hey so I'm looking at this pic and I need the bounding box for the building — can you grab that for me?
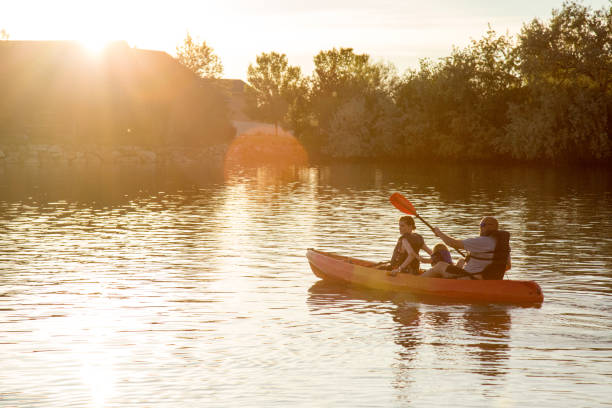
[0,41,235,146]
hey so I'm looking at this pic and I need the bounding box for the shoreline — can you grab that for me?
[1,141,610,171]
[0,143,229,169]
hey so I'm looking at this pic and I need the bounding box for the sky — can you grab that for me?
[1,0,610,79]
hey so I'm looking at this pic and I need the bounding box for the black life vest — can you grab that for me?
[390,233,424,273]
[467,230,510,280]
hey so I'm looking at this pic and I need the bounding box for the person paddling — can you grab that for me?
[388,216,433,276]
[421,216,511,280]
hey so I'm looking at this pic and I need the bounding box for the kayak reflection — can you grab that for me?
[307,280,513,387]
[462,307,512,379]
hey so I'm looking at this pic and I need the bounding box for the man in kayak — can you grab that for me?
[420,216,511,280]
[387,216,433,276]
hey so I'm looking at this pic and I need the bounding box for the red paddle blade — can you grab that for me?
[390,193,417,215]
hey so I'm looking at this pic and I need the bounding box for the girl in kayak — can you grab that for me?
[388,216,433,276]
[421,243,453,267]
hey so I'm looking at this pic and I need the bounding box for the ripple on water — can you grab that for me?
[1,163,611,407]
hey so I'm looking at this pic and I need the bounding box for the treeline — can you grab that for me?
[245,2,611,164]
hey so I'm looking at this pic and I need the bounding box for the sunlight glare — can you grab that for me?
[79,37,112,55]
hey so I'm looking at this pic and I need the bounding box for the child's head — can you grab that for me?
[433,243,448,254]
[431,243,453,265]
[399,216,415,233]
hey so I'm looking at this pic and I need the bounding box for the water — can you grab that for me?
[0,163,611,407]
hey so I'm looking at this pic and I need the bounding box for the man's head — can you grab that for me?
[479,216,498,236]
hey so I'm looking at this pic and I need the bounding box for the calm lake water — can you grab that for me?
[1,162,611,407]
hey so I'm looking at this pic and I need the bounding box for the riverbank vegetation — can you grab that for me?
[245,2,611,165]
[1,2,609,167]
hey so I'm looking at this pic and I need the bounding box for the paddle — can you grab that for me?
[389,192,466,258]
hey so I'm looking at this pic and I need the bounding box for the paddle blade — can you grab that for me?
[389,193,417,215]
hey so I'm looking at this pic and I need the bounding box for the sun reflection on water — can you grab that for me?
[1,163,611,407]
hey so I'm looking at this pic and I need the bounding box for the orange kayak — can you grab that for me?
[307,249,544,304]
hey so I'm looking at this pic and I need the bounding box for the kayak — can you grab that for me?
[306,248,544,304]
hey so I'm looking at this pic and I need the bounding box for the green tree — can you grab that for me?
[305,47,398,157]
[176,33,223,79]
[502,1,612,162]
[395,28,519,160]
[324,92,400,158]
[245,51,305,136]
[309,48,394,126]
[517,1,610,94]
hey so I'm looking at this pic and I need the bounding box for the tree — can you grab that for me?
[305,47,398,155]
[310,48,394,125]
[502,1,612,162]
[176,33,223,79]
[393,28,520,160]
[0,29,8,40]
[324,92,400,158]
[245,51,305,136]
[516,1,611,94]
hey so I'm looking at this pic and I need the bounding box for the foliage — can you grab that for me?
[283,1,611,164]
[324,93,400,158]
[395,28,520,159]
[176,33,223,79]
[0,29,8,40]
[502,1,612,162]
[516,1,610,93]
[245,52,305,135]
[502,85,609,160]
[301,47,399,157]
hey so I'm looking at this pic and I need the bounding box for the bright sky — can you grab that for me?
[2,0,610,79]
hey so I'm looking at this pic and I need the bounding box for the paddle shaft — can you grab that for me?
[390,192,467,258]
[415,213,467,258]
[415,214,434,232]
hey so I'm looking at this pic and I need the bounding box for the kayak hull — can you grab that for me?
[307,248,544,304]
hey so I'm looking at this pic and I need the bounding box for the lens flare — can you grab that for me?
[224,128,309,175]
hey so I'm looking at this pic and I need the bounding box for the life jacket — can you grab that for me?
[390,233,424,273]
[466,230,510,280]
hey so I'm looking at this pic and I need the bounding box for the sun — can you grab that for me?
[79,36,113,55]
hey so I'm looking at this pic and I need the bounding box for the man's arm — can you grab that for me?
[433,227,464,250]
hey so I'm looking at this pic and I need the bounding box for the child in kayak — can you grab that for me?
[421,243,453,266]
[419,243,465,270]
[387,216,433,276]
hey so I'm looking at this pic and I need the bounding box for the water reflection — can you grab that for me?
[1,161,611,407]
[307,281,512,383]
[307,279,516,405]
[463,307,511,380]
[0,164,225,205]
